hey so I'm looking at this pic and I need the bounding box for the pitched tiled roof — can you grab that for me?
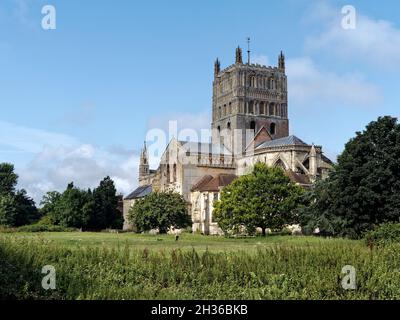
[192,174,237,192]
[255,135,308,150]
[285,170,311,185]
[124,185,152,200]
[190,175,213,192]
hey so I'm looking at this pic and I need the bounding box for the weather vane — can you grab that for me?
[246,37,251,64]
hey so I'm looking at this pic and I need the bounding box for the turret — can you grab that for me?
[139,141,149,180]
[214,58,220,77]
[278,50,285,71]
[235,46,243,64]
[309,144,317,178]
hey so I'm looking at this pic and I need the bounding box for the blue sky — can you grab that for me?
[1,0,399,203]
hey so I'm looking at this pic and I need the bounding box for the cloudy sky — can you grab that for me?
[0,0,399,203]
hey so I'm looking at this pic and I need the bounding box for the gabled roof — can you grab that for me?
[255,135,309,150]
[190,175,213,192]
[125,185,152,200]
[246,126,273,151]
[285,170,311,185]
[191,174,237,192]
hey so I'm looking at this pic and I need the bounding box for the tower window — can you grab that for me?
[270,123,276,135]
[217,126,221,133]
[173,163,177,182]
[269,103,274,116]
[248,101,254,114]
[250,121,256,133]
[227,122,231,130]
[259,102,264,115]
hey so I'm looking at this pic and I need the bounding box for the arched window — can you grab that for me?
[276,104,281,117]
[250,76,256,87]
[275,159,286,169]
[250,121,256,133]
[166,165,170,183]
[218,106,222,118]
[248,101,254,114]
[173,164,177,182]
[270,123,276,135]
[269,103,274,116]
[259,102,264,115]
[227,122,231,130]
[217,126,221,133]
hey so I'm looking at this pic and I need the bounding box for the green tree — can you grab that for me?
[0,194,18,227]
[0,163,39,227]
[53,183,91,228]
[90,176,122,230]
[301,116,400,238]
[0,163,18,195]
[214,163,304,236]
[40,191,62,220]
[0,190,39,227]
[128,191,191,234]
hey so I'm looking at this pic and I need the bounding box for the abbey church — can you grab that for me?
[123,46,333,234]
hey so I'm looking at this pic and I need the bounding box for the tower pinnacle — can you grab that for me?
[235,46,243,64]
[214,58,221,76]
[278,50,285,70]
[139,141,149,179]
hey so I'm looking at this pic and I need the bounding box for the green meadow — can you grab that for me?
[1,232,399,300]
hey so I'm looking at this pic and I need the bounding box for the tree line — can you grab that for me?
[0,166,122,230]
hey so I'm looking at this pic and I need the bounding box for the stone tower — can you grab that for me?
[139,141,149,180]
[211,47,289,154]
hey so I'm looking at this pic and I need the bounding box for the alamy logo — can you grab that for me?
[41,5,56,30]
[341,5,356,30]
[41,265,56,290]
[341,265,356,290]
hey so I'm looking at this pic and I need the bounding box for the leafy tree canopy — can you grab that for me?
[301,116,400,238]
[0,163,18,195]
[0,163,39,227]
[128,191,191,234]
[214,163,304,236]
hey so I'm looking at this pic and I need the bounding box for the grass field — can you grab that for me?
[0,231,359,251]
[1,232,399,300]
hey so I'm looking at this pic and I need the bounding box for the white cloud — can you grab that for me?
[18,144,139,204]
[0,121,139,203]
[286,57,382,107]
[305,3,400,69]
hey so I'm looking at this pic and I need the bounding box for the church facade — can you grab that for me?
[123,47,333,234]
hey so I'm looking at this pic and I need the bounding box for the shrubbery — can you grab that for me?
[17,224,76,233]
[364,223,400,246]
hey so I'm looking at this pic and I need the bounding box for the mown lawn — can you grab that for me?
[1,232,399,300]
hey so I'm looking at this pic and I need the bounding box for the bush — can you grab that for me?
[17,224,76,233]
[364,223,400,246]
